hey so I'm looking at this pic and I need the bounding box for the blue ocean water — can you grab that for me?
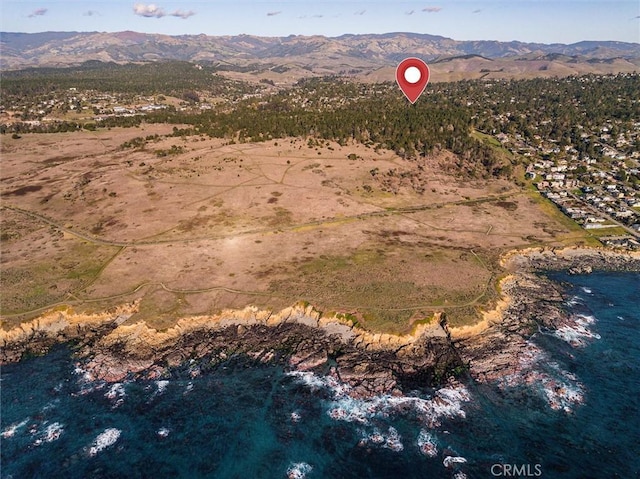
[2,272,639,479]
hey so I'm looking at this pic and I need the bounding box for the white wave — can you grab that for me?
[542,362,585,412]
[105,383,125,399]
[499,342,585,412]
[88,428,121,456]
[2,419,28,439]
[581,287,592,294]
[188,363,201,379]
[287,462,313,479]
[287,371,349,396]
[554,314,600,347]
[104,383,126,408]
[327,398,370,425]
[74,364,94,382]
[290,411,301,423]
[542,380,584,412]
[73,363,105,396]
[41,399,59,413]
[288,370,471,428]
[576,314,596,324]
[43,422,64,442]
[184,382,194,395]
[156,380,170,394]
[157,427,170,438]
[554,326,600,347]
[443,456,467,468]
[358,426,404,452]
[417,429,438,457]
[566,295,584,307]
[383,426,404,452]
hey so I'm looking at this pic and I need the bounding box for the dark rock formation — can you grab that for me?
[1,304,464,398]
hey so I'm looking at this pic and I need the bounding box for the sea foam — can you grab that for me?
[417,429,439,457]
[358,426,404,452]
[105,383,126,408]
[499,341,585,412]
[1,419,28,439]
[554,314,601,347]
[443,455,467,468]
[287,462,313,479]
[156,380,170,394]
[288,371,471,431]
[32,422,64,446]
[88,428,121,456]
[43,422,64,442]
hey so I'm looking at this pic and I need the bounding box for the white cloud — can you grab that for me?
[422,6,442,13]
[28,8,47,18]
[133,3,166,18]
[354,10,366,16]
[266,11,282,16]
[133,4,195,19]
[83,10,100,17]
[171,9,195,19]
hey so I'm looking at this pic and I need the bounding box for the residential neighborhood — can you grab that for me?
[474,74,640,250]
[512,119,640,249]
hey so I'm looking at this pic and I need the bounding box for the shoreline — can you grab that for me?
[2,246,639,397]
[450,246,640,339]
[501,245,640,272]
[454,246,640,382]
[0,301,458,398]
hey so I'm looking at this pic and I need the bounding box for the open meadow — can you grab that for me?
[1,127,594,331]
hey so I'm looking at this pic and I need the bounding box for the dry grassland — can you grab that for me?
[1,127,594,331]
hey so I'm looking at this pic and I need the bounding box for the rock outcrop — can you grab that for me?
[1,303,461,398]
[455,247,640,382]
[453,273,566,382]
[0,304,136,363]
[502,246,640,272]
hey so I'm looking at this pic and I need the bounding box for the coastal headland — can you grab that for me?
[2,114,639,397]
[2,247,639,398]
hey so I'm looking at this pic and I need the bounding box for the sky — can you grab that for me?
[2,1,639,44]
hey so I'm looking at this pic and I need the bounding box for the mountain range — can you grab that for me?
[2,31,639,82]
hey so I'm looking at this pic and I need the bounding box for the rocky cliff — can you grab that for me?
[3,247,638,398]
[0,303,461,398]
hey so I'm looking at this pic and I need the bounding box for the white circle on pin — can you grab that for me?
[404,66,421,84]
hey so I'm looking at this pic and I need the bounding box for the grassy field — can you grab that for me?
[0,128,597,331]
[586,226,630,237]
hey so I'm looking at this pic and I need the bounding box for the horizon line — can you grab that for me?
[2,30,639,46]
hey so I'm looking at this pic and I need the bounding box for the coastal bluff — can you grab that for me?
[1,303,460,398]
[3,246,638,398]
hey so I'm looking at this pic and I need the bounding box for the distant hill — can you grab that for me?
[1,31,638,81]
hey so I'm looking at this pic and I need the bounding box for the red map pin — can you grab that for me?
[395,57,430,104]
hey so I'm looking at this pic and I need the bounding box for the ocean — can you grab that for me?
[2,271,639,478]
